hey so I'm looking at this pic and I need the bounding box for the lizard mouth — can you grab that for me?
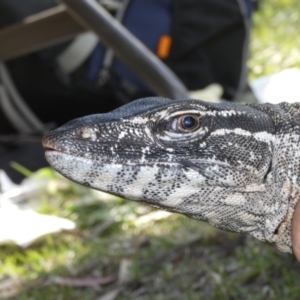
[42,138,64,154]
[44,146,57,152]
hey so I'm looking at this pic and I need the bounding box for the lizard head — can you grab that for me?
[43,97,288,251]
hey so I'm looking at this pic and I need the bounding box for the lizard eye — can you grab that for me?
[171,114,200,133]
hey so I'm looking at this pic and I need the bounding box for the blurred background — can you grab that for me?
[0,0,300,299]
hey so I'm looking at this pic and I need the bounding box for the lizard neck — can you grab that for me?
[251,102,300,252]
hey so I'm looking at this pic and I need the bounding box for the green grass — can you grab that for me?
[249,0,300,79]
[1,175,300,300]
[1,0,300,299]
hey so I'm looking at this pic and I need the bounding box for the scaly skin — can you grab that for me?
[42,98,300,253]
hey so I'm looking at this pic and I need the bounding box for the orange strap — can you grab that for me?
[157,35,172,59]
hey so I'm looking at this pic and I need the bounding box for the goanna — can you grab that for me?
[42,98,300,254]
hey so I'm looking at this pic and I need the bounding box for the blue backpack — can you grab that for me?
[0,0,256,134]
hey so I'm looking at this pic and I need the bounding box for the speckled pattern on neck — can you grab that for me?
[43,97,300,254]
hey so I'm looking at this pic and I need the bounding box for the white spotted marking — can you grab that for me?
[118,131,126,139]
[221,193,247,206]
[211,128,275,143]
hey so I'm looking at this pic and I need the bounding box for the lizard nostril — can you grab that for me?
[79,128,96,141]
[80,128,92,138]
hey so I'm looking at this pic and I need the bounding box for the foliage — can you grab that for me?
[249,0,300,79]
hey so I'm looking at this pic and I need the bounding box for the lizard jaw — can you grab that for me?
[43,137,64,154]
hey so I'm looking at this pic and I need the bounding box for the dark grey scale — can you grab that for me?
[205,135,271,171]
[113,184,125,193]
